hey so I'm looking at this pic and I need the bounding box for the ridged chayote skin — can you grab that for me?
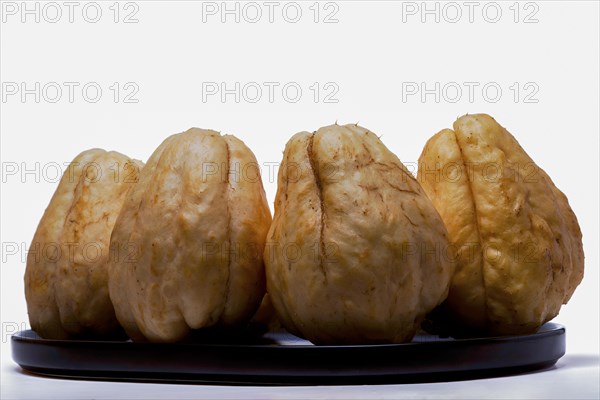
[108,128,272,342]
[418,114,584,336]
[265,124,455,345]
[25,149,143,339]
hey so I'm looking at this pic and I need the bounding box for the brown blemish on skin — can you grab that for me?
[307,133,328,281]
[222,138,233,321]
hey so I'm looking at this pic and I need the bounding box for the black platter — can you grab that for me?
[11,323,565,385]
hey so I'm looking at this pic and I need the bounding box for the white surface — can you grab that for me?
[1,355,599,400]
[1,1,599,398]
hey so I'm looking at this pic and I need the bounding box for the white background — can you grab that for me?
[1,1,598,399]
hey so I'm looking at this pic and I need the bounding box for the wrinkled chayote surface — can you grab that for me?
[25,149,143,339]
[418,114,584,336]
[108,128,272,342]
[265,124,455,345]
